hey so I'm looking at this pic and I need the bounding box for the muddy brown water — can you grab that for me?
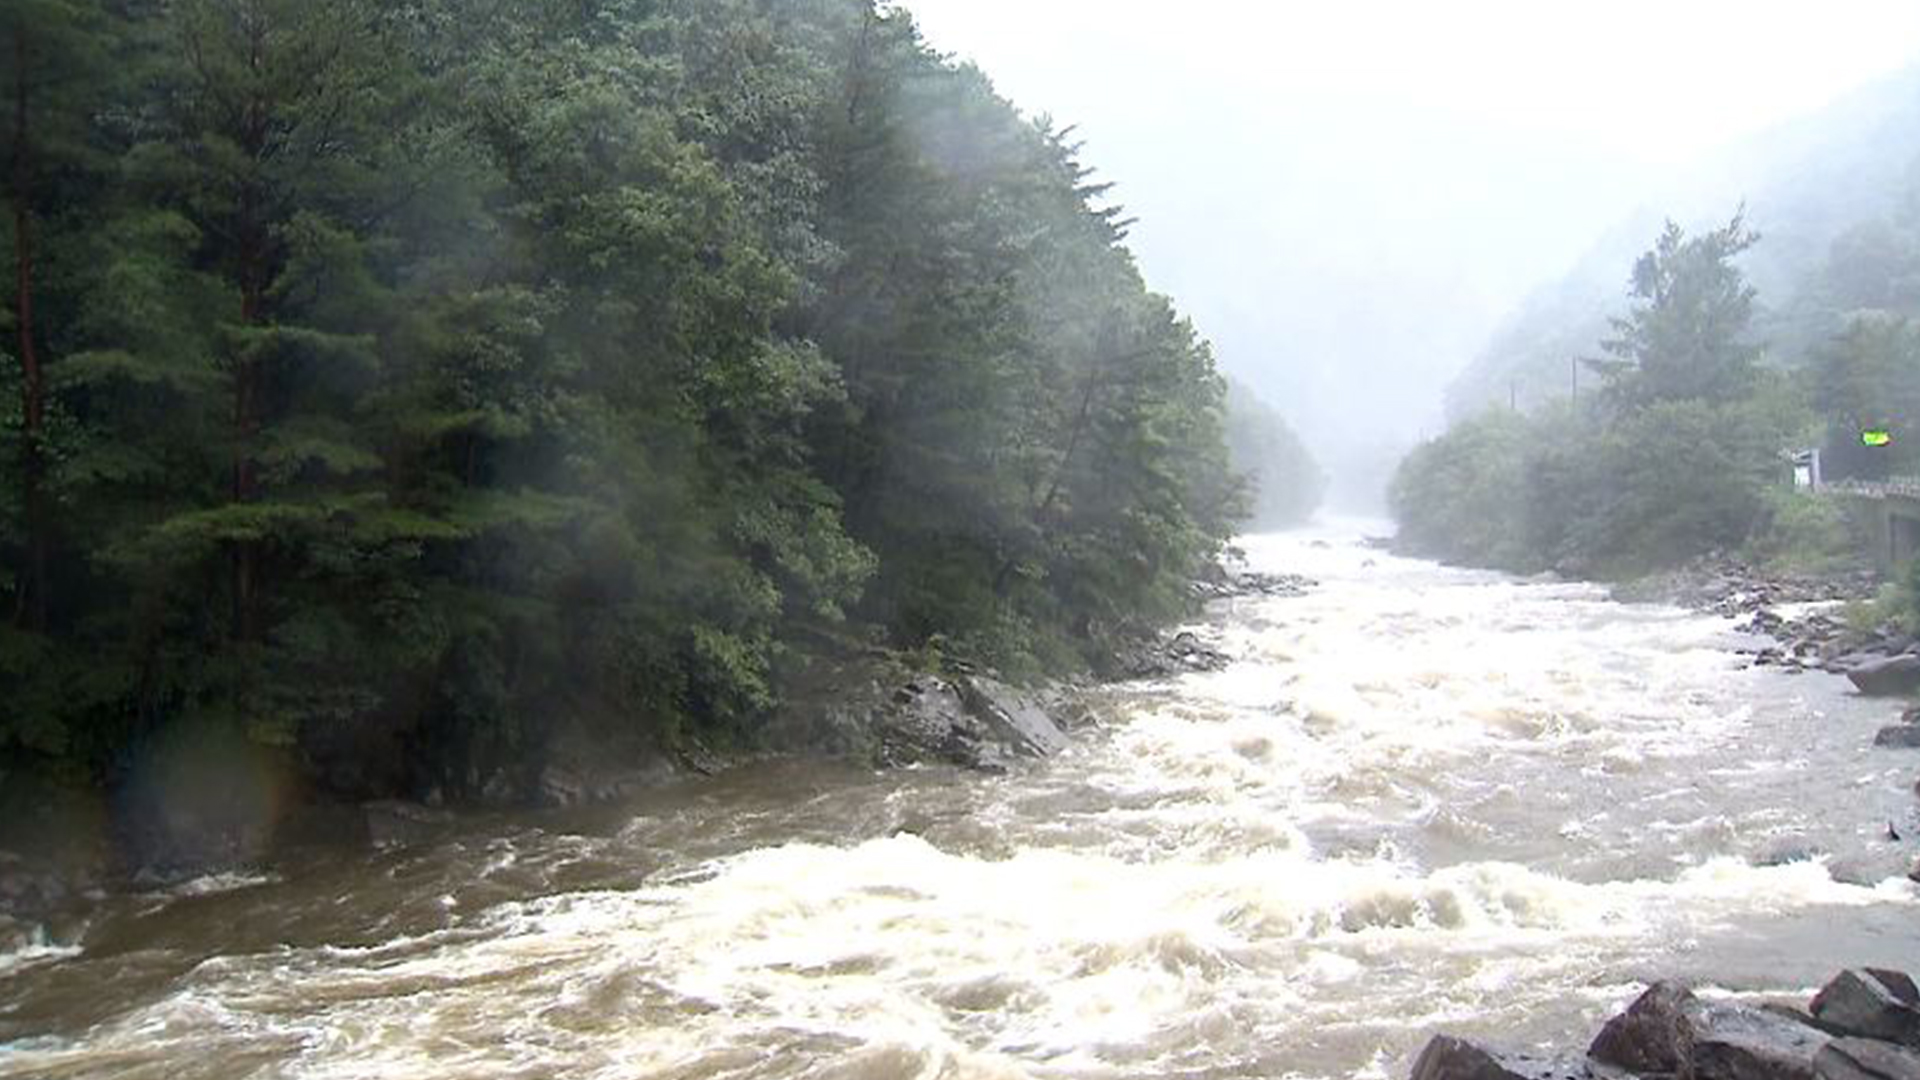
[3,523,1918,1079]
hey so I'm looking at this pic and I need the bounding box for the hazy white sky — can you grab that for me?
[901,0,1920,500]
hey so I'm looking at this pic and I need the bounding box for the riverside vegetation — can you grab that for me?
[1390,211,1920,638]
[0,1,1325,831]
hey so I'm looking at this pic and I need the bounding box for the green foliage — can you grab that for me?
[1225,380,1322,529]
[1394,215,1809,578]
[0,0,1243,792]
[1588,213,1761,409]
[1389,410,1535,570]
[1747,488,1862,575]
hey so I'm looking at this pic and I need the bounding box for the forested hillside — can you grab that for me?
[1448,64,1920,421]
[1224,380,1324,530]
[1393,208,1920,584]
[1396,62,1920,587]
[0,0,1258,796]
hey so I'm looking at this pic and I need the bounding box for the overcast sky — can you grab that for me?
[901,0,1920,503]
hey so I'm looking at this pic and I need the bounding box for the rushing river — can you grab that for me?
[4,524,1919,1080]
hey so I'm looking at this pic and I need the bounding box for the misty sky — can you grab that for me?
[902,0,1920,503]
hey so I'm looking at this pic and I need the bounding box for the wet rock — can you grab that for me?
[1590,981,1829,1080]
[1811,970,1920,1047]
[1815,1038,1920,1080]
[871,677,994,769]
[1109,630,1231,679]
[1590,981,1695,1074]
[1409,1035,1603,1080]
[362,800,456,849]
[1849,657,1920,698]
[1876,727,1920,749]
[533,714,680,809]
[955,676,1069,758]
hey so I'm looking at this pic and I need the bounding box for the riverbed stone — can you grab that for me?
[954,676,1069,758]
[1590,981,1695,1073]
[362,800,457,849]
[1875,726,1920,749]
[1816,1038,1920,1080]
[1590,982,1829,1080]
[1811,971,1920,1048]
[1848,656,1920,698]
[1409,1035,1603,1080]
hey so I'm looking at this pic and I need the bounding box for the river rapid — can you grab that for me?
[4,523,1919,1080]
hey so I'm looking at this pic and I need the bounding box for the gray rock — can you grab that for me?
[1816,1038,1920,1080]
[362,801,456,849]
[1409,1035,1603,1080]
[955,676,1069,758]
[1849,656,1920,698]
[1811,971,1920,1048]
[1590,981,1829,1080]
[1590,981,1695,1074]
[1876,727,1920,749]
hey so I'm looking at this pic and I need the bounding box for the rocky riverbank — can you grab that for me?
[1411,969,1920,1080]
[1607,555,1915,682]
[0,552,1309,931]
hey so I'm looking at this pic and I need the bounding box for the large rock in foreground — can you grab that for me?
[1847,656,1920,697]
[1811,971,1920,1048]
[1816,1038,1920,1080]
[1412,971,1920,1080]
[1409,1035,1605,1080]
[1590,981,1829,1080]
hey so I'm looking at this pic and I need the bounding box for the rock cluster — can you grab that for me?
[763,663,1078,774]
[1410,970,1920,1080]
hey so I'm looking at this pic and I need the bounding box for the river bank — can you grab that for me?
[0,553,1315,936]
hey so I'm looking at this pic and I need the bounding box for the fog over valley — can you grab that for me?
[905,0,1920,507]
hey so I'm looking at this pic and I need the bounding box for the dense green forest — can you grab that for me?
[0,0,1280,797]
[1392,208,1920,583]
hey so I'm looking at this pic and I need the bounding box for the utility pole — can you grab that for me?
[1570,356,1578,408]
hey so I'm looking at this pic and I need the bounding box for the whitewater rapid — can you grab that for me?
[3,524,1917,1079]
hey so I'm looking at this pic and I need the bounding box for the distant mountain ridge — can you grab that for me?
[1447,63,1920,420]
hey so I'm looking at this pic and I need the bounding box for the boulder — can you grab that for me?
[1811,971,1920,1048]
[1590,982,1829,1080]
[1590,981,1695,1074]
[1849,656,1920,698]
[1876,727,1920,749]
[1409,1035,1603,1080]
[955,676,1069,758]
[872,677,996,769]
[1816,1038,1920,1080]
[362,800,456,849]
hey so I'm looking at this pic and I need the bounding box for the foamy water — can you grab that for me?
[3,524,1916,1079]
